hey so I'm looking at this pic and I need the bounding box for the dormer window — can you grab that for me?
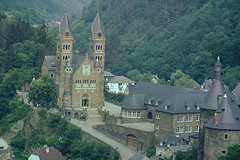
[165,105,168,110]
[187,106,190,110]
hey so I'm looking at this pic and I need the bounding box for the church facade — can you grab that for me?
[42,12,105,117]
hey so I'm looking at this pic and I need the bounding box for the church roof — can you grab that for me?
[91,13,105,39]
[45,56,56,71]
[205,92,240,130]
[72,55,85,73]
[200,57,226,110]
[122,81,205,113]
[59,12,72,38]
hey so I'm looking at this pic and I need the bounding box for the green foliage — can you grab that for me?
[146,142,156,158]
[217,144,240,160]
[223,66,240,91]
[170,70,199,89]
[175,143,198,160]
[28,75,56,107]
[206,109,215,116]
[10,112,118,159]
[104,87,126,103]
[126,69,152,83]
[0,0,91,24]
[71,0,240,88]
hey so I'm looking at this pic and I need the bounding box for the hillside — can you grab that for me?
[71,0,240,90]
[0,0,92,24]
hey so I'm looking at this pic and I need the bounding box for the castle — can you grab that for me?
[42,12,105,118]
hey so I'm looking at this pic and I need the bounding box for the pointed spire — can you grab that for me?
[94,58,101,68]
[214,56,222,80]
[91,13,105,39]
[59,12,72,38]
[65,58,72,67]
[201,56,225,110]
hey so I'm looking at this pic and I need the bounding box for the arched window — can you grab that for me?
[101,45,103,50]
[63,56,65,60]
[96,45,98,50]
[100,56,102,60]
[65,56,67,60]
[96,56,98,60]
[148,112,153,119]
[98,45,100,50]
[63,45,65,49]
[68,45,70,49]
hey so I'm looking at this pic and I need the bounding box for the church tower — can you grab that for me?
[198,56,225,160]
[55,12,74,106]
[89,13,105,106]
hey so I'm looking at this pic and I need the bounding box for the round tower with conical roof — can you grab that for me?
[198,56,225,160]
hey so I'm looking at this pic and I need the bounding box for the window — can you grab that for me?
[176,127,180,133]
[133,111,136,118]
[196,115,199,121]
[156,114,160,119]
[195,126,199,132]
[128,111,131,118]
[187,106,190,110]
[185,126,188,133]
[156,125,159,130]
[165,105,168,109]
[124,111,127,117]
[180,127,183,133]
[189,126,192,132]
[185,116,189,122]
[177,116,183,122]
[137,112,141,118]
[189,115,192,122]
[224,133,228,140]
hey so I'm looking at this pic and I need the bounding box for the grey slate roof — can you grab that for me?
[108,76,134,84]
[232,83,240,106]
[156,93,206,114]
[104,71,115,77]
[122,81,205,113]
[122,94,146,109]
[128,152,149,160]
[45,56,56,71]
[169,145,191,153]
[205,92,240,130]
[72,54,85,73]
[91,13,105,39]
[156,135,182,148]
[201,57,226,110]
[59,12,72,38]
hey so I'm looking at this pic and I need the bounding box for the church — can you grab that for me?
[41,12,105,117]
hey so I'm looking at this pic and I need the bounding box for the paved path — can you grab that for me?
[71,119,136,160]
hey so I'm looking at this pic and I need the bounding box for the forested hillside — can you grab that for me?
[71,0,240,90]
[0,0,91,24]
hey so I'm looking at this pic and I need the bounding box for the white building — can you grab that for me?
[106,76,134,94]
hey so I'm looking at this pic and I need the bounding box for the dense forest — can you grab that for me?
[70,0,240,90]
[0,0,91,24]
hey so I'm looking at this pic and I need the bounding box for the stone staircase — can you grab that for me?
[86,108,103,122]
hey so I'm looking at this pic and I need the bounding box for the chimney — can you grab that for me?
[217,95,223,106]
[214,111,221,126]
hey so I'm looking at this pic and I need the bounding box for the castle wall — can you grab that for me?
[204,128,240,160]
[94,124,155,151]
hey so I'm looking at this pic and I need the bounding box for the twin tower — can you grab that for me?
[42,12,105,113]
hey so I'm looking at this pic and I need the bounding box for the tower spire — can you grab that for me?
[214,55,222,80]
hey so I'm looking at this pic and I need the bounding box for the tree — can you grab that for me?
[217,144,240,160]
[146,142,156,158]
[28,75,56,107]
[175,143,197,160]
[170,70,199,89]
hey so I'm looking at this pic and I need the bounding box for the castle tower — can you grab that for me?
[204,92,240,159]
[198,57,225,160]
[198,56,225,160]
[55,12,74,106]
